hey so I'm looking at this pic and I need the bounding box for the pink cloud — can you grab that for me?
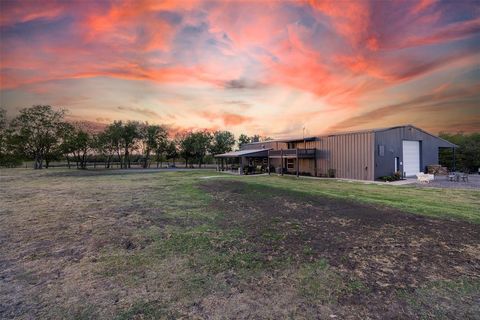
[1,0,479,135]
[308,0,371,47]
[0,1,66,26]
[411,0,436,15]
[200,111,253,126]
[397,18,480,50]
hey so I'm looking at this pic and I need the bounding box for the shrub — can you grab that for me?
[379,175,394,182]
[327,168,336,178]
[0,154,23,168]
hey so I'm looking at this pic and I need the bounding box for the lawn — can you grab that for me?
[1,169,479,319]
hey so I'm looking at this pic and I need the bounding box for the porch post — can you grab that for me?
[296,148,299,177]
[281,149,284,176]
[240,156,244,175]
[453,147,456,172]
[267,150,270,175]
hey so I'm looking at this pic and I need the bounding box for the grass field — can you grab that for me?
[1,169,479,319]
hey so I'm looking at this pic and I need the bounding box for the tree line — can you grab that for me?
[0,105,267,169]
[6,105,475,172]
[439,132,480,173]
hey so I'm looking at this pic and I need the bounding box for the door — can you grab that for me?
[394,157,399,173]
[402,141,420,176]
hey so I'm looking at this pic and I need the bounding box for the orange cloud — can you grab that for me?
[200,111,253,126]
[1,0,479,136]
[82,1,177,51]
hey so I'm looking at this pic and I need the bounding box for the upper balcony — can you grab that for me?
[268,148,316,158]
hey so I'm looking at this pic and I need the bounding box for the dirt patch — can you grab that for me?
[1,170,478,319]
[200,180,480,316]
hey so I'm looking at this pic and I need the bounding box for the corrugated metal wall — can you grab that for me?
[243,134,375,180]
[374,126,453,178]
[291,132,374,180]
[239,126,447,180]
[316,132,374,180]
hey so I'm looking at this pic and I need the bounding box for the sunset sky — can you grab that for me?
[1,0,479,137]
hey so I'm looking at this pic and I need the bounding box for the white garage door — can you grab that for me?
[402,140,420,177]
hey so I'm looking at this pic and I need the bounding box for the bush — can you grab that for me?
[379,172,403,182]
[379,175,394,182]
[327,168,336,178]
[0,155,23,168]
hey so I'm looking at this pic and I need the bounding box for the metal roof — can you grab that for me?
[239,136,317,145]
[241,125,457,148]
[214,148,270,158]
[319,125,457,147]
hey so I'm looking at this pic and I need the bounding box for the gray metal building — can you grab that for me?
[216,125,456,180]
[373,125,456,178]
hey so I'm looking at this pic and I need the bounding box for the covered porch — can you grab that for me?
[214,149,271,175]
[268,148,317,177]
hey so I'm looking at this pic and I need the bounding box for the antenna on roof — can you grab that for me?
[303,126,306,150]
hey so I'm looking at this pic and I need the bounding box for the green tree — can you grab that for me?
[250,134,261,143]
[58,122,93,169]
[71,128,92,169]
[191,130,212,168]
[439,132,480,172]
[139,123,167,168]
[9,105,66,169]
[165,140,178,166]
[121,121,140,168]
[210,131,235,155]
[95,129,116,168]
[0,108,23,167]
[103,121,123,168]
[238,133,251,147]
[0,107,9,164]
[58,122,76,168]
[177,132,195,168]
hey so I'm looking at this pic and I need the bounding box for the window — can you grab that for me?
[378,145,385,156]
[287,159,294,169]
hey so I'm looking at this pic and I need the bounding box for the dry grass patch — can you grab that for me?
[1,169,479,319]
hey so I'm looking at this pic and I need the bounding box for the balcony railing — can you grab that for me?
[268,148,316,158]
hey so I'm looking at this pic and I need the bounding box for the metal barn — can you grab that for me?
[215,125,456,180]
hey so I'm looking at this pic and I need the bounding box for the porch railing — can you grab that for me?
[268,148,316,158]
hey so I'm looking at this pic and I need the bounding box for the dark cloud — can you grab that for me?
[224,79,263,90]
[117,106,159,118]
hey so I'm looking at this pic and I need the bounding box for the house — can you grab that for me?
[215,125,456,180]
